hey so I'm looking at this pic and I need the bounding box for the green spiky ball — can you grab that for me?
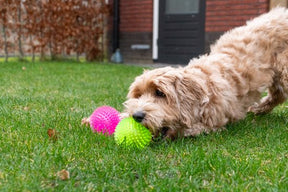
[114,117,152,149]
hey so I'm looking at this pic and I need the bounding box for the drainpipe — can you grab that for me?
[111,0,123,63]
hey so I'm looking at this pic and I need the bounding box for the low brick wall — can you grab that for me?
[119,32,153,64]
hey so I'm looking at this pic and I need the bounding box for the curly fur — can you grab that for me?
[123,7,288,139]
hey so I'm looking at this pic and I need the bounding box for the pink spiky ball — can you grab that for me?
[89,106,120,135]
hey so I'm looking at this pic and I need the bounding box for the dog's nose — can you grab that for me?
[132,111,146,123]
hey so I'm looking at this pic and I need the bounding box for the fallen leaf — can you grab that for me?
[57,169,70,180]
[47,129,58,141]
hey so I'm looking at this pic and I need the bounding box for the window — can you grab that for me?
[165,0,199,14]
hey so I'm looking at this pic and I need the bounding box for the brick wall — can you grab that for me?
[118,0,153,63]
[120,0,153,32]
[205,0,269,52]
[206,0,269,32]
[119,0,269,33]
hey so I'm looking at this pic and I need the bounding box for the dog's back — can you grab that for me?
[211,7,288,66]
[187,7,288,126]
[207,7,288,116]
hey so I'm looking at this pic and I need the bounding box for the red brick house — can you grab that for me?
[109,0,286,64]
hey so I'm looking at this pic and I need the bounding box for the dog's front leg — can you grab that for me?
[119,112,129,120]
[183,123,215,137]
[162,128,183,140]
[162,123,212,140]
[81,116,90,126]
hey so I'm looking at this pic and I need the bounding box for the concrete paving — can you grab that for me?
[123,62,184,69]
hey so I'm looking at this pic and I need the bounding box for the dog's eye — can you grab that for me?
[155,89,166,97]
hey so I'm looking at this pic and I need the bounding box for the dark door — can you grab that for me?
[158,0,206,64]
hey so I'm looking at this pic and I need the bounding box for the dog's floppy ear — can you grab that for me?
[174,75,209,127]
[175,76,209,106]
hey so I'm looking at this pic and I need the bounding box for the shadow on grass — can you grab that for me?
[148,108,288,150]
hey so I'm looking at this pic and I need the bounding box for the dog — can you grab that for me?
[123,7,288,140]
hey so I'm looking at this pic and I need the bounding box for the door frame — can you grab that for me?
[153,0,159,60]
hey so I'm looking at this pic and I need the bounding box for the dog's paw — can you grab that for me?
[119,112,129,120]
[81,117,90,126]
[248,103,258,112]
[248,104,269,115]
[162,128,179,141]
[151,127,176,141]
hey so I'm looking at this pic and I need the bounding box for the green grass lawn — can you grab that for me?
[0,60,287,191]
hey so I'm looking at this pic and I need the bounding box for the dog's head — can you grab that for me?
[123,66,209,139]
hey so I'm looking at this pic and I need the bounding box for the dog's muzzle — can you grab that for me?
[132,111,146,123]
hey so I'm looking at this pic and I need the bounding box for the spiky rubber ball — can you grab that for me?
[114,117,152,149]
[89,106,120,135]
